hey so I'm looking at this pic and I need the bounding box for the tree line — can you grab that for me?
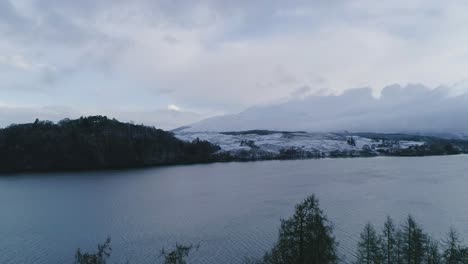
[354,216,467,264]
[73,194,468,264]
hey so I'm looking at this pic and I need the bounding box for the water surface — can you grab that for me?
[1,155,467,263]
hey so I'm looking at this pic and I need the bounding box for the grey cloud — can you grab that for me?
[0,1,26,29]
[2,0,468,119]
[1,0,342,45]
[1,2,97,46]
[186,84,468,133]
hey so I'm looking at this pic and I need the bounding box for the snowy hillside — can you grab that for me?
[175,131,426,159]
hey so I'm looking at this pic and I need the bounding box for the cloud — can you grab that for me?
[185,84,468,133]
[167,104,181,111]
[2,1,468,118]
[93,0,468,111]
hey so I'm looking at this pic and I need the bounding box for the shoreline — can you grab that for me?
[1,152,465,176]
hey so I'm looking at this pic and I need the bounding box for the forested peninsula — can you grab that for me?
[0,116,219,173]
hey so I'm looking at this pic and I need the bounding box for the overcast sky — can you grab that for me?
[2,0,468,129]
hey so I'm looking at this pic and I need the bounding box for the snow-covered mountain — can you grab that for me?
[179,84,468,133]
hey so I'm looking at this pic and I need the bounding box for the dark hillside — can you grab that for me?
[0,116,220,172]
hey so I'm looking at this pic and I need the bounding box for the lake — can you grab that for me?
[1,155,468,264]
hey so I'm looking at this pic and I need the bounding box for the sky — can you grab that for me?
[2,0,468,129]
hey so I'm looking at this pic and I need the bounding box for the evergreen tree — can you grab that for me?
[161,243,198,264]
[381,216,397,264]
[401,216,427,264]
[457,247,468,263]
[395,229,405,264]
[426,239,441,264]
[263,194,338,264]
[442,228,462,264]
[356,222,382,264]
[74,237,111,264]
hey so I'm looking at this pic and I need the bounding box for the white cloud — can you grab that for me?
[167,104,181,111]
